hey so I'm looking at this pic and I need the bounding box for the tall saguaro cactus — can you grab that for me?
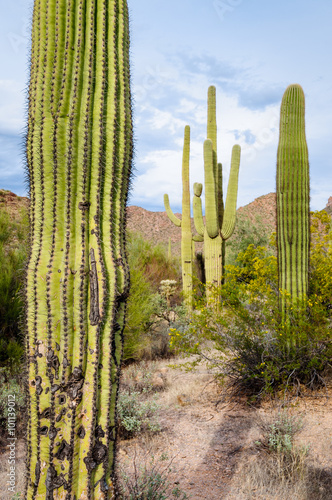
[164,126,202,308]
[193,86,241,297]
[276,84,310,317]
[24,1,132,498]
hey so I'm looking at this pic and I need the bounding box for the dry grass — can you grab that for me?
[1,357,332,499]
[120,356,215,407]
[233,453,332,500]
[230,408,332,500]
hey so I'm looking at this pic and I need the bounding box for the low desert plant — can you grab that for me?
[123,233,181,362]
[0,208,28,362]
[118,451,188,499]
[233,411,316,499]
[159,280,178,308]
[262,412,309,482]
[117,389,162,439]
[0,367,25,436]
[265,412,304,455]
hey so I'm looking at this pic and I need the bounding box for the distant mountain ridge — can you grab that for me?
[1,189,331,257]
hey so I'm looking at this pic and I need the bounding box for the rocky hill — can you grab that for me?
[325,196,332,216]
[127,193,278,256]
[1,189,331,257]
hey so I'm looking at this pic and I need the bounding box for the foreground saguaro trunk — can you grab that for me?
[276,84,309,319]
[24,0,132,498]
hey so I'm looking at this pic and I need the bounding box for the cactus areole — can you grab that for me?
[276,84,310,317]
[24,0,132,498]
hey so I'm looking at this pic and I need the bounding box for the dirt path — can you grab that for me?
[1,360,332,499]
[117,360,332,499]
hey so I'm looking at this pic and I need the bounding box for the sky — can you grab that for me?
[0,0,331,212]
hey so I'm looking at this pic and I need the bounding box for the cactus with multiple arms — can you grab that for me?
[193,86,241,297]
[276,84,310,317]
[24,0,132,498]
[164,126,202,308]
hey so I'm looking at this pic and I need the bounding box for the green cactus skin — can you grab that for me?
[24,1,132,498]
[193,86,241,298]
[276,84,310,317]
[164,125,195,308]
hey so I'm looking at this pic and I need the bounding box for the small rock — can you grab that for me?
[168,311,176,322]
[177,394,192,406]
[151,374,164,390]
[134,371,143,383]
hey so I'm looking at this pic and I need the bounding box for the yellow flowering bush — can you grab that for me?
[170,235,332,399]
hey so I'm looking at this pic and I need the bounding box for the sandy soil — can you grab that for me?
[1,359,331,499]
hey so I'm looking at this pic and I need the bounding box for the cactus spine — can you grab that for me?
[164,126,202,308]
[276,84,310,317]
[193,86,241,299]
[24,1,132,498]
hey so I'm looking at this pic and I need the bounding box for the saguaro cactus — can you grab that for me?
[193,86,241,297]
[164,126,202,308]
[24,1,132,498]
[276,84,310,317]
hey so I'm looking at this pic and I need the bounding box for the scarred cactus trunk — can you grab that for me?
[24,1,132,498]
[276,84,310,318]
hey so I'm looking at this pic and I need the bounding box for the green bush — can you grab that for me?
[309,210,332,312]
[117,389,161,439]
[0,367,26,435]
[225,212,275,266]
[265,412,304,455]
[123,264,157,362]
[0,208,29,366]
[126,232,180,292]
[123,232,181,362]
[121,361,159,394]
[170,238,332,399]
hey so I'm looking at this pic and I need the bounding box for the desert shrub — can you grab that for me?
[117,389,161,439]
[226,212,275,266]
[0,367,26,438]
[256,412,309,483]
[123,265,157,362]
[257,412,305,455]
[235,412,313,498]
[170,239,332,399]
[123,233,181,362]
[309,210,332,312]
[127,232,180,293]
[0,209,29,361]
[118,452,188,499]
[121,361,162,394]
[0,338,24,370]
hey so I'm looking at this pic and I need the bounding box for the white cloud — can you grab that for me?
[0,80,26,133]
[132,83,282,211]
